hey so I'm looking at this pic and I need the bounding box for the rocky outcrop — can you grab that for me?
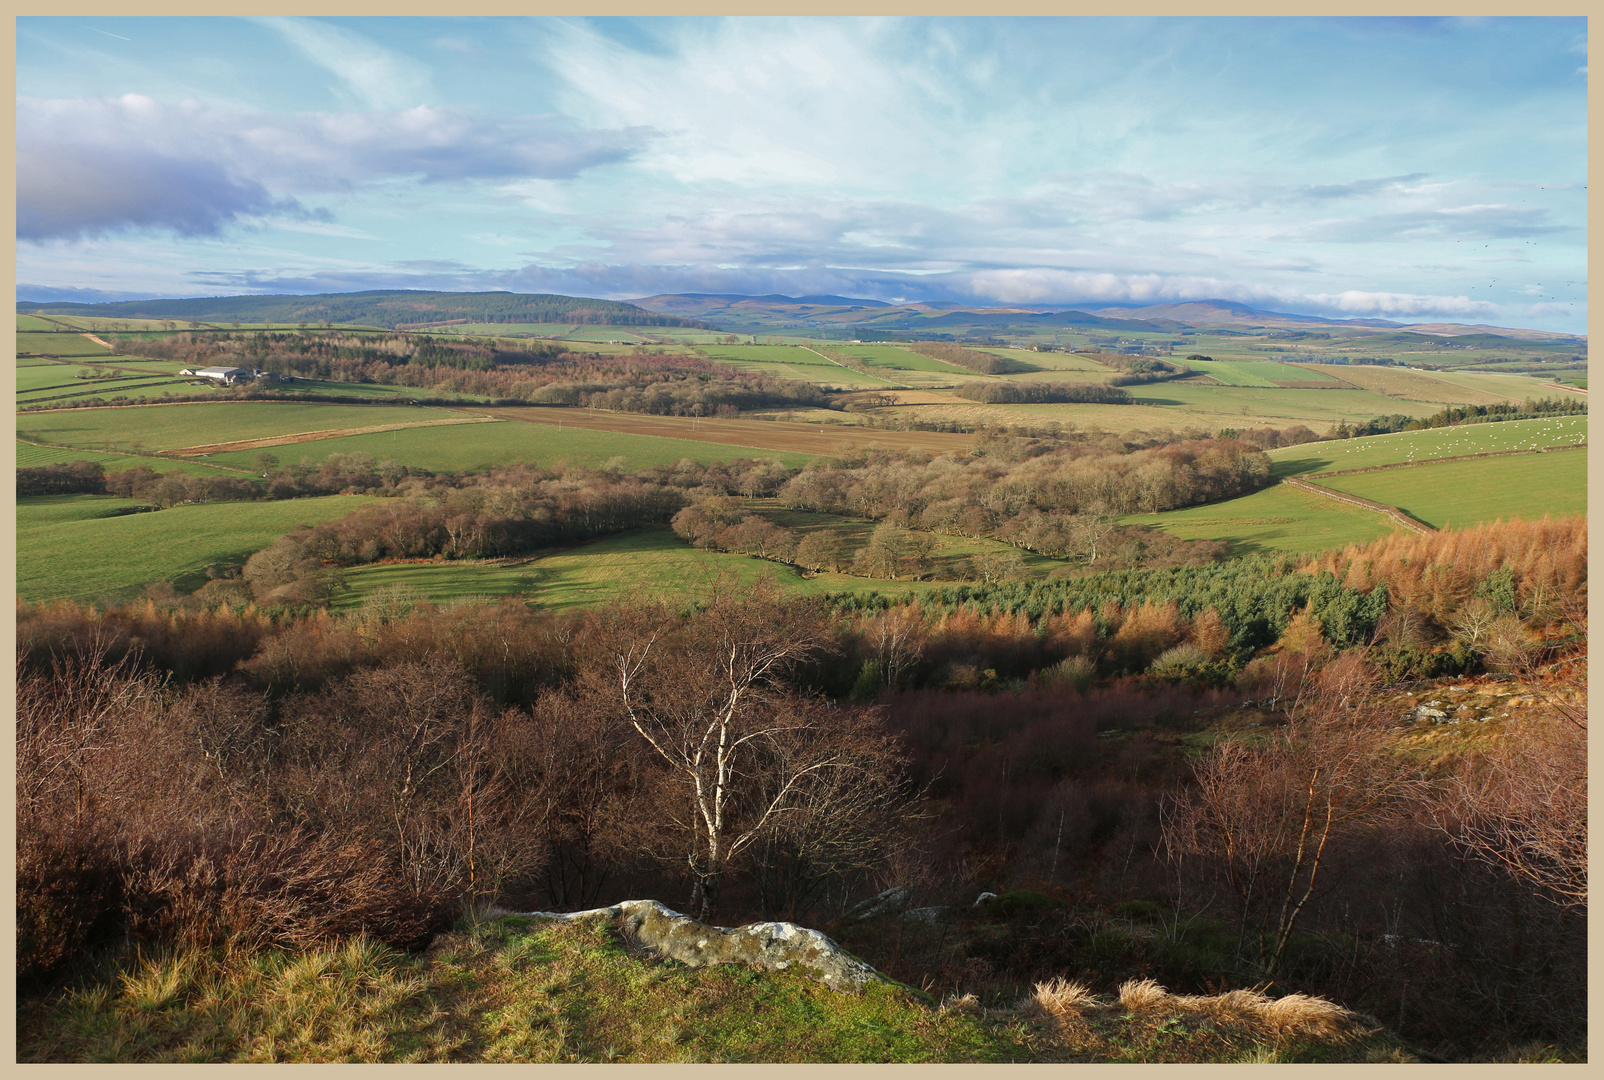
[520,899,888,993]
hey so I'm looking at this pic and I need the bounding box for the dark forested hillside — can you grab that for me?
[16,290,712,329]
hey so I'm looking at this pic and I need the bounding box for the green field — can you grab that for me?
[333,522,1027,613]
[17,365,106,393]
[16,332,113,356]
[695,346,895,387]
[826,346,971,376]
[19,378,207,405]
[1423,369,1589,402]
[933,380,1445,434]
[16,314,62,331]
[1122,482,1399,556]
[16,440,249,477]
[15,493,155,526]
[201,418,814,473]
[1267,415,1590,476]
[18,494,381,602]
[330,560,548,611]
[1316,450,1586,529]
[333,531,847,613]
[1118,381,1444,427]
[492,528,941,611]
[430,323,649,339]
[15,402,456,454]
[986,349,1112,375]
[1174,359,1342,387]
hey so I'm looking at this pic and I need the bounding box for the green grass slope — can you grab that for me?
[1267,416,1588,476]
[202,421,814,473]
[332,521,1048,612]
[1122,482,1400,556]
[19,914,1407,1063]
[1315,450,1586,530]
[16,402,454,454]
[17,494,381,603]
[16,441,247,478]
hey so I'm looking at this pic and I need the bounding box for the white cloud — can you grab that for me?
[541,18,966,190]
[17,94,650,240]
[1300,290,1500,318]
[255,16,434,110]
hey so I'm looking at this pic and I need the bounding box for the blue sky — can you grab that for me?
[16,16,1588,332]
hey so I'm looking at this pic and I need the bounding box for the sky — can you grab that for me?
[15,16,1589,333]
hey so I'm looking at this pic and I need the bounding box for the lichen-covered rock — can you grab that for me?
[521,899,887,993]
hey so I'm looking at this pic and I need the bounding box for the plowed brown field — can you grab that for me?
[458,406,975,456]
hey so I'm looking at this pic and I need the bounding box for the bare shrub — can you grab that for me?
[1164,653,1426,977]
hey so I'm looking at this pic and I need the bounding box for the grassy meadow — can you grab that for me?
[1122,482,1400,555]
[698,345,902,387]
[16,332,115,356]
[1314,449,1586,530]
[16,402,461,455]
[17,440,250,478]
[1267,415,1589,476]
[467,528,942,612]
[201,418,814,473]
[1174,359,1342,387]
[17,494,382,603]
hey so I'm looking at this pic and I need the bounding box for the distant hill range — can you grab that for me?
[15,288,1580,344]
[631,293,1584,343]
[15,290,712,330]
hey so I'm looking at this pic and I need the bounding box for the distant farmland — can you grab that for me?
[462,406,975,457]
[1173,358,1343,387]
[200,415,816,473]
[1314,449,1585,529]
[16,402,456,455]
[1267,415,1588,476]
[1132,427,1586,553]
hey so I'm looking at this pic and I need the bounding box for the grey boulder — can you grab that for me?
[521,899,888,993]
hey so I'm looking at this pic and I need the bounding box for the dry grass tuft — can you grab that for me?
[1119,979,1366,1043]
[939,992,980,1015]
[1117,977,1169,1013]
[1031,978,1095,1018]
[1258,992,1362,1041]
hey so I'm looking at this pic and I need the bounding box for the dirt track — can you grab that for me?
[169,417,502,456]
[456,406,975,457]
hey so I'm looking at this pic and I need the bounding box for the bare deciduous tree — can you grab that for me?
[608,585,892,919]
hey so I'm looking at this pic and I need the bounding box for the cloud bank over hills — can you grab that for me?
[16,16,1587,333]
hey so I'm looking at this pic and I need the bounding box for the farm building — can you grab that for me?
[184,366,254,384]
